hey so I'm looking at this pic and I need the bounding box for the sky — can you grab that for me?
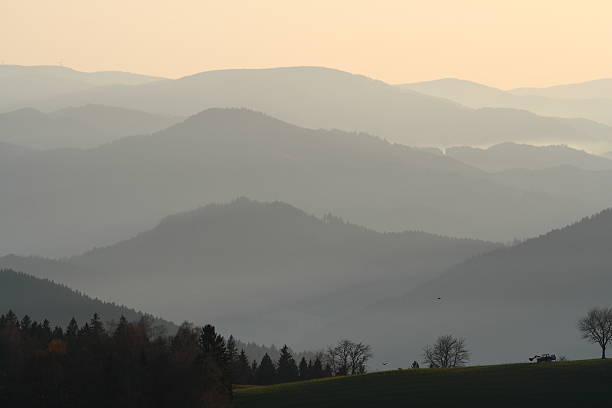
[2,0,611,89]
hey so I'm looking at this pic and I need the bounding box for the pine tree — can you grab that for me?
[299,357,309,380]
[199,325,227,362]
[90,313,105,339]
[312,356,325,378]
[255,353,276,385]
[65,317,79,348]
[113,315,130,350]
[226,335,238,381]
[234,349,253,384]
[198,325,232,404]
[20,315,32,331]
[276,345,299,383]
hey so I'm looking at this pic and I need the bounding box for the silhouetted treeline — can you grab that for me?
[0,311,232,408]
[237,344,332,385]
[0,310,344,407]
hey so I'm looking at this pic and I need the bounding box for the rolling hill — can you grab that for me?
[511,78,612,99]
[0,268,175,331]
[323,208,612,366]
[400,78,612,139]
[235,360,612,408]
[17,66,612,150]
[446,143,612,172]
[0,198,499,346]
[0,65,165,113]
[0,105,180,149]
[0,108,601,256]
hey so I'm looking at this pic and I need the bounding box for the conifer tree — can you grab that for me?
[234,349,253,384]
[299,356,309,380]
[198,324,232,404]
[255,353,277,385]
[276,345,299,383]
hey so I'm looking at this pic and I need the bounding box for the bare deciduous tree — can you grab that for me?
[578,307,612,359]
[423,334,469,368]
[326,339,372,376]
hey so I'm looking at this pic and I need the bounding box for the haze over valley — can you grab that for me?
[2,3,612,404]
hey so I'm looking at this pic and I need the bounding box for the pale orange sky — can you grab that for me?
[1,0,611,89]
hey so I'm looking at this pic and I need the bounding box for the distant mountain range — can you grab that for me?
[0,105,180,149]
[5,66,612,150]
[322,207,612,365]
[446,143,612,172]
[511,78,612,99]
[0,65,165,112]
[0,198,499,345]
[2,108,606,256]
[400,78,612,140]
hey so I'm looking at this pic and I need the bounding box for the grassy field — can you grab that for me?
[235,359,612,407]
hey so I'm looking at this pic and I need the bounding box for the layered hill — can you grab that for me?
[0,198,499,345]
[0,65,165,112]
[0,108,598,256]
[511,78,612,99]
[17,66,612,149]
[446,143,612,172]
[0,268,174,331]
[0,105,180,149]
[400,78,612,141]
[326,208,612,365]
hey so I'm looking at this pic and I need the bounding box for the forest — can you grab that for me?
[0,310,367,407]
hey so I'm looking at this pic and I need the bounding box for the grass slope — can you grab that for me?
[235,360,612,407]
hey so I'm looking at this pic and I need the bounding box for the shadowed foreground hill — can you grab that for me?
[0,198,499,346]
[0,108,600,256]
[0,269,174,331]
[235,360,612,408]
[330,208,612,365]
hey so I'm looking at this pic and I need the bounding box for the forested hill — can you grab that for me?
[0,269,175,332]
[0,268,317,364]
[0,198,500,347]
[327,208,612,366]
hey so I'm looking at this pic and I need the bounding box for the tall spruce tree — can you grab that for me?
[256,353,277,385]
[198,324,232,405]
[234,349,253,384]
[277,345,299,383]
[299,357,309,380]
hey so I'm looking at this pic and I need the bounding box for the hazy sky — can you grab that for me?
[2,0,611,88]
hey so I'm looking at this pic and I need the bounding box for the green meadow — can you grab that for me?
[235,359,612,408]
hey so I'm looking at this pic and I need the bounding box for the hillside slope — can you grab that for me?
[329,208,612,365]
[0,269,174,331]
[235,360,612,408]
[401,78,612,135]
[1,198,499,345]
[0,105,179,149]
[25,66,612,149]
[446,143,612,171]
[511,78,612,99]
[0,65,164,112]
[0,108,599,256]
